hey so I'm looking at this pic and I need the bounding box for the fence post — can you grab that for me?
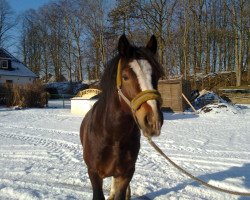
[62,94,65,108]
[46,92,48,107]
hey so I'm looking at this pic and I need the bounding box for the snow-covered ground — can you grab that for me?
[0,100,250,200]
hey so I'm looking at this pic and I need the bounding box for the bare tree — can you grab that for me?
[83,0,108,80]
[230,0,247,86]
[136,0,177,77]
[20,9,42,75]
[0,0,15,48]
[109,0,139,37]
[60,1,72,81]
[177,0,191,79]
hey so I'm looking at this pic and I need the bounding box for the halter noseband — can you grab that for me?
[116,59,162,112]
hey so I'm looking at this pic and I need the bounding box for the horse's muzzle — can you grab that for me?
[135,101,163,137]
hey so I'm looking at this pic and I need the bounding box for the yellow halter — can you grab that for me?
[116,59,162,112]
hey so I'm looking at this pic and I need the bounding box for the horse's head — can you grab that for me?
[117,35,164,138]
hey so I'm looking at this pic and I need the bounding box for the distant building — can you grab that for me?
[0,48,38,84]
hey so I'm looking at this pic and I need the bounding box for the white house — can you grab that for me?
[0,48,38,84]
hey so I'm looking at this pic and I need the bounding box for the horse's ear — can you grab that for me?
[118,34,130,57]
[146,35,157,55]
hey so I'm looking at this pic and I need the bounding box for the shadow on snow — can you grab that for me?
[163,111,199,121]
[140,163,250,200]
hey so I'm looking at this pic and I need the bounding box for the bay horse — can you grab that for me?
[80,35,164,200]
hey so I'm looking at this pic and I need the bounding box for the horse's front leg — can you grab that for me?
[108,177,116,200]
[125,185,131,200]
[88,169,105,200]
[108,169,134,200]
[108,177,131,200]
[115,176,132,200]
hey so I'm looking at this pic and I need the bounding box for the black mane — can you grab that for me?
[99,54,120,103]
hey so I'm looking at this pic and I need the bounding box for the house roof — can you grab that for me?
[0,49,10,59]
[0,48,38,78]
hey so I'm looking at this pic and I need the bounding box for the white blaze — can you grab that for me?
[130,59,153,91]
[130,59,157,111]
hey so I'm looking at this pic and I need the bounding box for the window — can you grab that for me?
[6,80,13,84]
[0,60,8,69]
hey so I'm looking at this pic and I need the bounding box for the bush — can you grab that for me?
[0,85,9,105]
[1,81,48,108]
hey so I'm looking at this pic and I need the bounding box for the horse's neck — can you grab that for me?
[94,95,139,140]
[104,100,134,126]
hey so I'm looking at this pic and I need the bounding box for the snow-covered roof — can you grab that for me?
[0,48,38,78]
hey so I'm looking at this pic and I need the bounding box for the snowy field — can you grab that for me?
[0,100,250,200]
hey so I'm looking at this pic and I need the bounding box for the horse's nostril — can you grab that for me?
[144,113,153,127]
[144,114,149,125]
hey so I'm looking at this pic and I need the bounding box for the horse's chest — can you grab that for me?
[97,143,138,178]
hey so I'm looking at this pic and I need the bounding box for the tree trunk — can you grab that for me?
[247,28,250,84]
[76,37,83,82]
[232,0,242,86]
[219,43,223,72]
[204,0,210,74]
[197,0,203,74]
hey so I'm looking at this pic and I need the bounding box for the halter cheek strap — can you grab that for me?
[116,59,162,112]
[116,59,123,89]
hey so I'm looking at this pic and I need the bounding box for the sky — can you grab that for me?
[8,0,51,14]
[6,0,51,55]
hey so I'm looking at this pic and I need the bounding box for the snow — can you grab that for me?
[0,100,250,200]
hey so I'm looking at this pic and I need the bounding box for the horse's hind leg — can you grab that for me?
[88,169,105,200]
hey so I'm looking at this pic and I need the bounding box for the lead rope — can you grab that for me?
[146,137,250,196]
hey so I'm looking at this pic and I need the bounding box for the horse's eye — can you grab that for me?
[122,75,129,81]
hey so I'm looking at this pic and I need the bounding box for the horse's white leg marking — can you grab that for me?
[108,177,116,200]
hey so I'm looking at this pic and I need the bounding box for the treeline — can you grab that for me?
[109,0,250,86]
[1,0,250,86]
[20,0,108,82]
